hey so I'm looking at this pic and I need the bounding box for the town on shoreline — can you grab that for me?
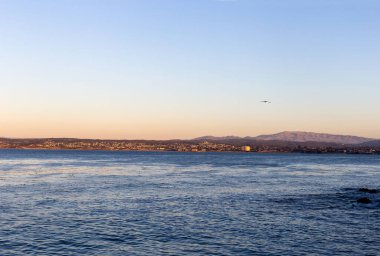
[1,138,379,155]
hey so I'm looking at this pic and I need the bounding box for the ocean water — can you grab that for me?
[0,150,379,255]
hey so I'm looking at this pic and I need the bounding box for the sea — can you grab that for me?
[0,149,379,255]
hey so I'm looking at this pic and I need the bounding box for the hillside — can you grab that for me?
[193,131,373,145]
[254,131,372,144]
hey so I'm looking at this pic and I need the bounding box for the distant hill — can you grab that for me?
[254,131,372,144]
[193,131,373,145]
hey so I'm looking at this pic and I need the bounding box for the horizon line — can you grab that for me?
[1,130,378,141]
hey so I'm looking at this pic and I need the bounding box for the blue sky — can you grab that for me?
[1,0,379,139]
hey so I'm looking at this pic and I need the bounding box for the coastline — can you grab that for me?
[1,137,379,155]
[0,147,379,155]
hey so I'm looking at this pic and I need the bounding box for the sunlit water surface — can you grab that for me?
[1,150,380,255]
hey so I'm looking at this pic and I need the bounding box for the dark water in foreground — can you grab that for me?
[1,150,380,255]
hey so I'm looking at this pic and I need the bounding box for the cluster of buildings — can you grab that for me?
[0,139,241,152]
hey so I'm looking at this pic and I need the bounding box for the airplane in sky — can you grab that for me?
[260,100,271,104]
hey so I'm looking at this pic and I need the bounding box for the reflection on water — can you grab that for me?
[1,150,380,255]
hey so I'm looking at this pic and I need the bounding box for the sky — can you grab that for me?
[1,0,379,139]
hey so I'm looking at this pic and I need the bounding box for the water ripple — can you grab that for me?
[1,150,380,255]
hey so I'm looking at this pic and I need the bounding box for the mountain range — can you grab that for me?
[193,131,374,145]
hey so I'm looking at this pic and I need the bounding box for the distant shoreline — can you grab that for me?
[0,147,379,155]
[1,136,379,155]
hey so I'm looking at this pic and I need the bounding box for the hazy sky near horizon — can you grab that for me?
[1,0,380,139]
